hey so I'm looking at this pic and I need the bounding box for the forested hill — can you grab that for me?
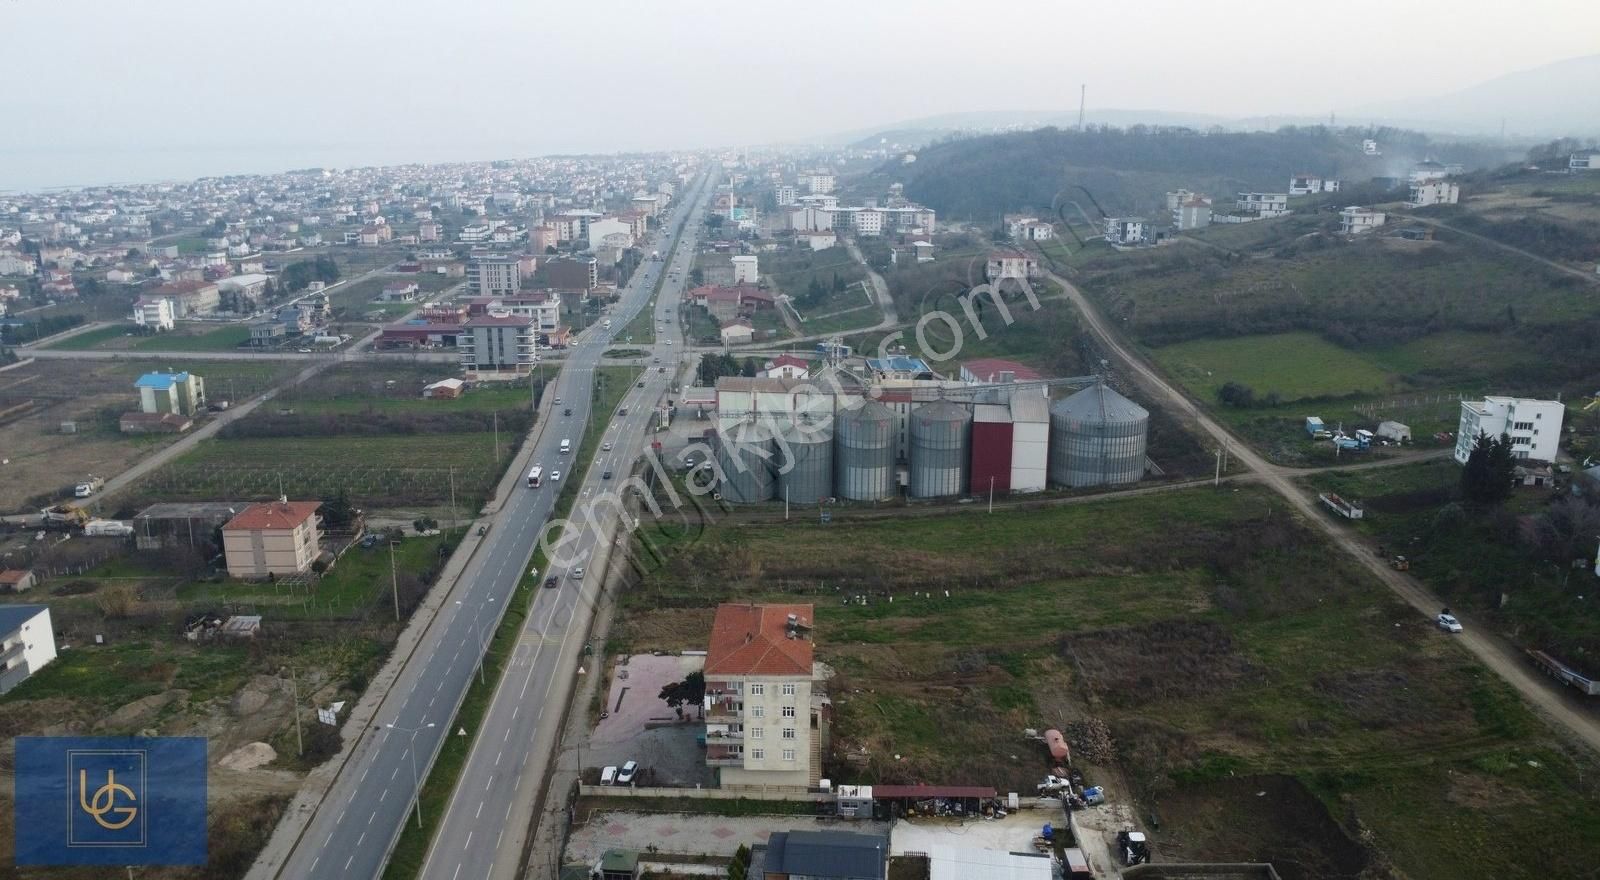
[882,125,1519,220]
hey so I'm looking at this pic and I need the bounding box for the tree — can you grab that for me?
[1460,431,1516,506]
[1215,381,1256,408]
[658,671,705,719]
[1521,496,1600,574]
[413,515,439,534]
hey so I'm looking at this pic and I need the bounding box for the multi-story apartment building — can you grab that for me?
[703,603,824,789]
[136,370,206,415]
[460,313,537,373]
[1405,180,1460,208]
[731,255,758,285]
[1172,197,1213,230]
[1454,396,1565,464]
[985,250,1039,282]
[132,296,176,331]
[776,185,797,206]
[222,500,323,579]
[1235,192,1290,217]
[0,605,56,695]
[1339,206,1386,235]
[468,255,521,295]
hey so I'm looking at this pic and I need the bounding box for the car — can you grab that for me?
[544,576,559,589]
[618,407,628,416]
[616,760,638,784]
[550,470,562,481]
[1436,612,1463,633]
[665,340,672,345]
[637,380,645,388]
[554,397,562,405]
[564,407,572,416]
[602,470,612,480]
[602,441,612,451]
[658,366,666,373]
[297,348,312,353]
[600,765,618,784]
[572,565,585,578]
[652,357,659,363]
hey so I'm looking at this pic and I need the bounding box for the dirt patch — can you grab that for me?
[97,688,190,732]
[218,741,279,772]
[1060,620,1263,708]
[612,606,716,652]
[1151,774,1371,880]
[1313,665,1469,732]
[1443,768,1537,809]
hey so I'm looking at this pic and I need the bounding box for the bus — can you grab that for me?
[527,465,543,488]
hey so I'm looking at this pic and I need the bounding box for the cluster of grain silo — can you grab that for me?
[712,382,1149,502]
[1048,383,1149,487]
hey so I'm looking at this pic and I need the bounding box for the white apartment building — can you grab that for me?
[1007,215,1054,241]
[851,208,883,237]
[1289,174,1324,196]
[1235,192,1291,217]
[1339,206,1387,234]
[776,185,797,206]
[802,173,835,194]
[1405,180,1460,208]
[1454,396,1565,464]
[985,250,1039,282]
[1571,150,1600,172]
[0,252,39,276]
[586,217,633,250]
[0,605,57,695]
[132,297,176,332]
[468,256,521,295]
[1104,217,1146,245]
[790,206,834,233]
[460,314,537,373]
[731,255,758,285]
[1172,197,1213,230]
[703,603,823,789]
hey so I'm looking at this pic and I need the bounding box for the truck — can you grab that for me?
[1305,416,1327,438]
[84,519,134,537]
[1116,830,1151,866]
[1318,492,1363,519]
[42,504,89,526]
[73,476,105,498]
[650,250,661,261]
[1528,649,1600,696]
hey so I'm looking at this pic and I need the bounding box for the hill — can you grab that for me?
[1352,54,1600,139]
[877,125,1520,219]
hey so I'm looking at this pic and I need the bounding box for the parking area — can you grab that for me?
[587,653,713,788]
[566,811,890,865]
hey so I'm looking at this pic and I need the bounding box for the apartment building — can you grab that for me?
[776,184,798,206]
[1172,197,1213,230]
[1454,396,1565,465]
[460,313,537,373]
[132,296,176,331]
[135,371,206,415]
[0,605,56,695]
[1104,217,1146,245]
[468,255,521,295]
[703,603,824,789]
[985,250,1039,282]
[1405,180,1460,208]
[1339,206,1387,235]
[1235,192,1290,217]
[732,255,759,285]
[222,500,323,579]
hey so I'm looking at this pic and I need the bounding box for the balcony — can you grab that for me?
[705,724,743,742]
[705,699,742,722]
[0,641,23,666]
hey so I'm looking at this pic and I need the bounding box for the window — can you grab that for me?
[750,748,764,760]
[782,727,796,740]
[750,705,764,718]
[748,683,764,696]
[782,706,796,719]
[782,749,796,762]
[750,727,763,740]
[781,683,796,697]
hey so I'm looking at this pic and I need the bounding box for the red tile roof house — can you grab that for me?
[221,501,323,579]
[703,603,826,790]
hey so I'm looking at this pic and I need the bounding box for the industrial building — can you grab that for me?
[1049,383,1149,487]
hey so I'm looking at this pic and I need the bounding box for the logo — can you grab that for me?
[15,736,207,866]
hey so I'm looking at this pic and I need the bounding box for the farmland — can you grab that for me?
[614,487,1600,878]
[45,321,254,353]
[325,272,459,321]
[1152,332,1399,403]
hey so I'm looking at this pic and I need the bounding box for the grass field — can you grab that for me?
[1152,332,1399,402]
[614,487,1600,878]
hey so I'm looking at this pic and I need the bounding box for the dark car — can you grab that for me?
[602,470,612,480]
[564,407,572,416]
[543,576,559,589]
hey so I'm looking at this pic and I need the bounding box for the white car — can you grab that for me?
[550,470,562,482]
[1436,612,1463,633]
[602,442,613,451]
[572,565,585,579]
[616,760,638,784]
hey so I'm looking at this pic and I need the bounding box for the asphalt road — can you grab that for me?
[270,175,709,880]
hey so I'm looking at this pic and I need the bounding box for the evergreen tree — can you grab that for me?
[1460,432,1515,506]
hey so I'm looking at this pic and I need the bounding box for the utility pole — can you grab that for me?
[389,540,400,622]
[493,412,500,461]
[1214,446,1222,487]
[989,476,995,514]
[448,466,457,525]
[1077,84,1086,130]
[287,667,304,757]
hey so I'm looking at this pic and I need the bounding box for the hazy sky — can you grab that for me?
[2,0,1596,189]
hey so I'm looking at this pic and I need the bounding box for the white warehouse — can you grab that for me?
[1454,396,1565,464]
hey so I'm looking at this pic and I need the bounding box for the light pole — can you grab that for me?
[386,722,436,829]
[455,597,495,684]
[388,540,400,623]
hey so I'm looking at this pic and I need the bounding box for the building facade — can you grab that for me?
[703,603,822,789]
[0,605,56,695]
[1405,180,1460,208]
[1339,206,1387,234]
[136,371,206,415]
[222,501,322,578]
[468,256,521,295]
[1454,396,1565,464]
[460,314,537,372]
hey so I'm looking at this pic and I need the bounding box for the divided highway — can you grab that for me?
[269,172,709,880]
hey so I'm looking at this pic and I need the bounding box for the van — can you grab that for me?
[560,438,571,454]
[600,765,618,785]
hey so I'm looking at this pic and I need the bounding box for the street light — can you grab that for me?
[385,721,436,829]
[454,597,495,684]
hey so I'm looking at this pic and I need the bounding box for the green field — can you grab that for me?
[46,321,254,352]
[615,487,1600,878]
[1153,332,1399,403]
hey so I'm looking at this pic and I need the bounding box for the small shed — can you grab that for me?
[423,378,465,399]
[1376,420,1411,442]
[0,569,37,593]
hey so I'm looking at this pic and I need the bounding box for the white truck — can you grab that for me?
[84,519,134,537]
[560,438,571,454]
[74,476,105,498]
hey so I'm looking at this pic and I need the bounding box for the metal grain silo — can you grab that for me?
[1049,383,1149,488]
[909,400,972,498]
[776,418,833,505]
[717,421,777,502]
[834,399,895,501]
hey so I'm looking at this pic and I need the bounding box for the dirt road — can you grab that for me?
[1039,264,1600,756]
[1397,214,1600,286]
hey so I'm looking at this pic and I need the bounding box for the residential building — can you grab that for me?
[586,217,632,250]
[1410,160,1451,184]
[0,251,38,276]
[250,320,287,346]
[719,318,755,345]
[1288,174,1338,195]
[802,230,838,251]
[217,273,270,310]
[379,281,420,301]
[1172,197,1213,230]
[790,206,834,232]
[760,354,809,379]
[1405,180,1460,208]
[776,184,798,206]
[0,605,57,695]
[418,221,443,242]
[1339,206,1387,234]
[135,371,206,416]
[690,284,773,322]
[150,280,220,317]
[1235,192,1291,217]
[1454,396,1565,465]
[221,500,323,579]
[1570,150,1600,172]
[801,172,835,194]
[984,250,1039,282]
[0,570,37,593]
[1104,217,1146,245]
[132,296,176,331]
[468,256,521,295]
[460,314,537,373]
[1363,138,1381,155]
[703,603,823,789]
[1007,215,1054,241]
[544,257,598,290]
[731,254,758,284]
[759,830,887,880]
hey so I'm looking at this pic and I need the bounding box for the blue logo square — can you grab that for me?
[15,736,207,866]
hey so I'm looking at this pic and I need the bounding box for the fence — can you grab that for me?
[1351,392,1467,419]
[578,784,816,802]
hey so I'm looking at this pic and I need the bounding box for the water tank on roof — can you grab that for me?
[777,418,833,505]
[909,400,972,498]
[835,399,895,501]
[716,421,776,502]
[1049,383,1149,487]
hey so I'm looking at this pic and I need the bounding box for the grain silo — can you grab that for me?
[717,421,777,502]
[834,399,895,501]
[1048,383,1149,488]
[909,399,972,498]
[776,418,833,505]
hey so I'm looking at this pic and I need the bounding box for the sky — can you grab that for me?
[1,0,1596,190]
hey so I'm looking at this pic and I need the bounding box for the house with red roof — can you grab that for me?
[221,500,322,579]
[703,603,825,789]
[760,354,810,379]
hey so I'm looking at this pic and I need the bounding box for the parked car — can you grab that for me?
[1437,611,1463,633]
[616,760,638,784]
[600,765,618,784]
